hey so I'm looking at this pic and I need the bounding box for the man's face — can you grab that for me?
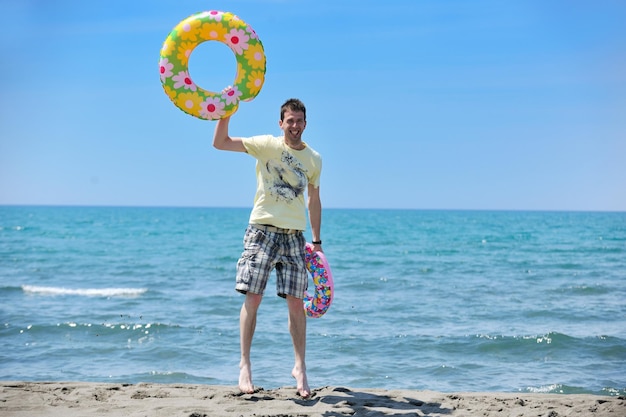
[279,109,306,141]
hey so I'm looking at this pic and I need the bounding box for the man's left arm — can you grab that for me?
[307,183,322,252]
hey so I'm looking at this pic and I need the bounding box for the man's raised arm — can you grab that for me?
[213,116,247,152]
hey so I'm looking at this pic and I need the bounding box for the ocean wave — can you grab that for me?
[8,321,180,335]
[473,331,576,345]
[563,284,611,295]
[522,383,622,396]
[22,285,147,297]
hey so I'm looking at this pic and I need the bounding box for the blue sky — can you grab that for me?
[1,0,624,211]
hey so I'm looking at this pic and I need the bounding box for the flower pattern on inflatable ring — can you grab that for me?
[159,10,266,120]
[159,58,174,82]
[245,43,265,70]
[200,22,227,41]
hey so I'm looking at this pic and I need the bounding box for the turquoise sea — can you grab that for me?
[1,206,625,396]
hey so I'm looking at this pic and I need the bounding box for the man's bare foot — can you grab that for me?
[239,361,254,394]
[291,366,310,398]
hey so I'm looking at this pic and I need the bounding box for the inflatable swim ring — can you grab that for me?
[304,243,334,318]
[159,10,266,120]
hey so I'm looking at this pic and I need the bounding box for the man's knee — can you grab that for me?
[245,292,263,309]
[285,295,304,311]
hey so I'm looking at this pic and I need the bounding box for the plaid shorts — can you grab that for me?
[235,224,308,298]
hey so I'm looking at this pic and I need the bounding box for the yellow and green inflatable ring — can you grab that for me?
[159,11,266,120]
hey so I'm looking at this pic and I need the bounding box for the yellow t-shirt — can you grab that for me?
[242,135,322,230]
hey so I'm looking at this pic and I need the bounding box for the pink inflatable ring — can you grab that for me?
[304,243,334,318]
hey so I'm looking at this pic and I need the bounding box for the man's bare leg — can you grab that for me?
[239,293,262,394]
[286,295,310,398]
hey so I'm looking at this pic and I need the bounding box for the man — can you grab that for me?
[212,98,323,398]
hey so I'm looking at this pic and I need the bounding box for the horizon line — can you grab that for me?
[1,203,624,214]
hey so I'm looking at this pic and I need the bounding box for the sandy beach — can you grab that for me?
[1,381,624,417]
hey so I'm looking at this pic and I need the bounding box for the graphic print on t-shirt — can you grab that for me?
[264,150,307,203]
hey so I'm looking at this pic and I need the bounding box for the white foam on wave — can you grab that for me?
[22,285,147,297]
[526,383,564,394]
